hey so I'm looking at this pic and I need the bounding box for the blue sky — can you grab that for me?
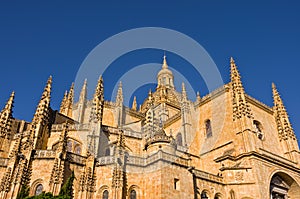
[0,1,299,142]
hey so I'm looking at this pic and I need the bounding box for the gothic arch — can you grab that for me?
[127,185,141,199]
[30,179,43,196]
[268,171,300,199]
[96,185,110,199]
[214,192,223,199]
[200,189,211,199]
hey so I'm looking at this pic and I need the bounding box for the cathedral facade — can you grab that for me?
[0,56,299,199]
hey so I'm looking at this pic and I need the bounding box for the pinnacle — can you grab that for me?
[230,57,235,64]
[132,96,137,111]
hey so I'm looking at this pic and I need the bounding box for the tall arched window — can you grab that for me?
[130,190,137,199]
[35,184,43,196]
[205,119,212,138]
[67,141,73,152]
[102,190,109,199]
[176,133,183,146]
[230,190,236,199]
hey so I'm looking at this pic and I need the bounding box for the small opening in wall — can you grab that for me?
[174,178,180,190]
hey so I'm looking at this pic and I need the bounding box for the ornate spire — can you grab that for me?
[230,57,252,120]
[272,83,296,141]
[90,76,104,123]
[147,89,154,107]
[157,54,174,89]
[132,96,137,111]
[59,83,74,117]
[66,83,74,117]
[57,122,69,154]
[0,91,15,139]
[32,76,52,125]
[59,90,68,114]
[117,130,126,148]
[79,79,87,103]
[116,81,123,106]
[181,82,187,101]
[162,54,168,69]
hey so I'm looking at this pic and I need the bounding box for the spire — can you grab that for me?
[230,57,252,121]
[157,54,174,89]
[79,79,87,103]
[59,90,68,114]
[132,96,137,111]
[32,76,52,124]
[66,83,74,117]
[116,81,123,106]
[181,82,187,101]
[0,91,15,138]
[90,75,104,123]
[162,54,168,69]
[272,83,296,141]
[59,83,73,117]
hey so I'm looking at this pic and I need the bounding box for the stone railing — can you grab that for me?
[51,123,90,131]
[97,151,189,168]
[127,155,145,166]
[191,168,224,184]
[123,130,143,139]
[176,145,188,152]
[103,126,143,139]
[34,150,56,159]
[97,156,116,166]
[67,152,86,165]
[0,158,8,167]
[145,133,173,148]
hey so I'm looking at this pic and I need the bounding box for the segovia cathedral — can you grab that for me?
[0,56,300,199]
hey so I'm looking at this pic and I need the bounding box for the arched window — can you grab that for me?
[214,193,222,199]
[74,144,81,155]
[200,191,208,199]
[205,120,212,138]
[35,184,43,196]
[176,133,183,146]
[130,190,137,199]
[67,141,73,152]
[102,190,109,199]
[230,190,236,199]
